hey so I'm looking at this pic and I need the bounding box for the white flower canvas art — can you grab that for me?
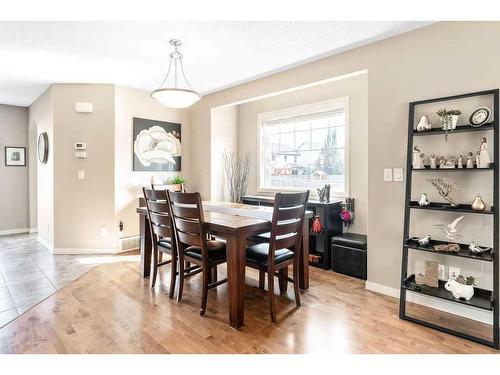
[133,117,182,171]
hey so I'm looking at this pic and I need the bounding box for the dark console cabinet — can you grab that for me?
[242,195,343,269]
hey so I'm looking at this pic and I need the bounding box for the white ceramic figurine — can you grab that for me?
[466,152,474,169]
[430,154,437,169]
[478,137,491,168]
[412,146,425,169]
[445,279,474,300]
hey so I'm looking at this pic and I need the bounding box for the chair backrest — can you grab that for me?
[167,192,209,261]
[268,191,310,265]
[143,188,174,242]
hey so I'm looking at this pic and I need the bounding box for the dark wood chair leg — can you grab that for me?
[169,253,177,299]
[151,251,158,288]
[200,267,209,316]
[293,258,301,307]
[268,270,277,323]
[210,265,218,283]
[177,257,185,303]
[259,270,265,290]
[278,267,288,294]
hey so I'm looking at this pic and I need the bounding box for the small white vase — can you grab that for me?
[471,195,486,211]
[416,115,431,131]
[451,115,459,129]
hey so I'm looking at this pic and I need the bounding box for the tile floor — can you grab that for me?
[0,233,116,328]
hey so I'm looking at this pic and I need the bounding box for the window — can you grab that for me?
[258,98,349,196]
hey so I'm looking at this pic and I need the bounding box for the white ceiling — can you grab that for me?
[0,21,432,107]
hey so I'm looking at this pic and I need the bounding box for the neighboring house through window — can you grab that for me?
[258,97,349,196]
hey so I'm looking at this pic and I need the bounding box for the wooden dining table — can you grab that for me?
[136,200,312,329]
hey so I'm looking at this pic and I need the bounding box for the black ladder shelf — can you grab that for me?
[400,89,499,349]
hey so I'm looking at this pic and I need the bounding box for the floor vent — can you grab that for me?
[119,236,140,253]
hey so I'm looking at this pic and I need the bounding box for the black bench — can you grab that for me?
[331,233,367,280]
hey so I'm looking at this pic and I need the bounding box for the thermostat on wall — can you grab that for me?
[75,143,87,150]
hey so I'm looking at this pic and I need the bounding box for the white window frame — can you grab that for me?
[257,97,350,198]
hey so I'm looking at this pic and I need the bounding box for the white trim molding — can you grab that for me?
[365,281,492,325]
[37,236,54,253]
[0,228,29,236]
[29,228,38,234]
[52,248,119,255]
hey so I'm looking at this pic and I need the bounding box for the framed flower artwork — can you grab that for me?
[132,117,182,171]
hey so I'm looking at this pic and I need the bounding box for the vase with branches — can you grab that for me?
[427,177,461,207]
[222,151,251,203]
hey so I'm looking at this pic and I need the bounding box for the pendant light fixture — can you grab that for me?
[151,39,201,108]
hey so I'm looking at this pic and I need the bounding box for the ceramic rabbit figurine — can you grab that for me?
[445,279,474,300]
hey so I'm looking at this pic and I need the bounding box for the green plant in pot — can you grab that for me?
[436,108,462,131]
[167,175,187,192]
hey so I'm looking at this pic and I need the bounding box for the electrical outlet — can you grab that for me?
[438,264,445,280]
[384,168,393,181]
[100,227,108,237]
[449,266,460,279]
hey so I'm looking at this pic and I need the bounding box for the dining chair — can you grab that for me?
[167,191,228,316]
[151,183,183,264]
[245,191,309,323]
[142,188,177,298]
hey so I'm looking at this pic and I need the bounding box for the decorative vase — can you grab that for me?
[445,279,474,300]
[471,195,486,211]
[416,115,431,131]
[451,114,459,129]
[311,215,324,234]
[440,115,453,131]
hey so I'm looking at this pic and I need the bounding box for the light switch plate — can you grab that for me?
[384,168,393,181]
[438,264,445,280]
[78,170,85,180]
[393,168,404,182]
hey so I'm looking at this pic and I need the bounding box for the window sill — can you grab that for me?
[256,187,349,199]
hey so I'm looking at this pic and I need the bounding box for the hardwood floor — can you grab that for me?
[0,258,497,354]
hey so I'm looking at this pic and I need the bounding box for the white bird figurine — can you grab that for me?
[435,216,464,242]
[417,234,432,247]
[469,241,492,255]
[418,193,430,206]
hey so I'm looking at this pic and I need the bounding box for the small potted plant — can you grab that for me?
[445,274,475,300]
[436,108,462,130]
[167,175,187,192]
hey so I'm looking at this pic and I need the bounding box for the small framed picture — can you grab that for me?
[5,146,26,166]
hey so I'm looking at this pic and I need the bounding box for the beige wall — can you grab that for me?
[0,104,29,234]
[52,84,116,251]
[29,87,54,248]
[190,22,500,294]
[210,105,238,201]
[114,86,190,239]
[236,74,368,234]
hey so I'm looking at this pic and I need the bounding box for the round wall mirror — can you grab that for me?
[38,132,49,164]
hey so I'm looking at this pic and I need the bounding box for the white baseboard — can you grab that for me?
[37,236,54,252]
[365,281,492,325]
[0,228,29,236]
[52,247,118,255]
[29,228,38,234]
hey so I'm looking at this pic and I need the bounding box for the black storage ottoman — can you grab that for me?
[331,233,367,280]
